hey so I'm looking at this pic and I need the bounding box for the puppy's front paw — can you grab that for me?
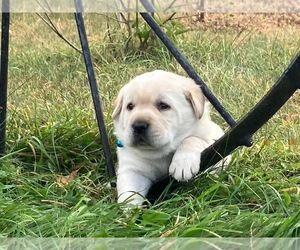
[169,150,200,181]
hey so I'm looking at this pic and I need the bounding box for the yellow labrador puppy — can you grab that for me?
[112,70,229,206]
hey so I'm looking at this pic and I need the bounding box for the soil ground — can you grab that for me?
[179,13,300,30]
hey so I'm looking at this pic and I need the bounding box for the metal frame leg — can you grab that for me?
[0,0,116,177]
[0,1,10,155]
[200,53,300,170]
[74,0,115,177]
[140,12,238,129]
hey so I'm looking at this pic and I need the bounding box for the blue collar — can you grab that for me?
[116,139,124,148]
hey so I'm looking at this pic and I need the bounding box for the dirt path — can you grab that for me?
[181,13,300,30]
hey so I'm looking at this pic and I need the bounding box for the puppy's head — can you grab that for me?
[112,70,205,155]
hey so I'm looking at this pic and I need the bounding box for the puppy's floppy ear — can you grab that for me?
[184,84,205,119]
[112,93,123,119]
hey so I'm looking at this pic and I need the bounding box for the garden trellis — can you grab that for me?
[0,0,299,193]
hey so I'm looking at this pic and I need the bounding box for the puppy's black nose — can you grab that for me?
[132,121,149,135]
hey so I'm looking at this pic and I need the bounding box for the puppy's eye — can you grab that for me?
[126,103,134,111]
[157,102,170,111]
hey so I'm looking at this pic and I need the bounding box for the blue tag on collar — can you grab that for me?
[117,139,124,148]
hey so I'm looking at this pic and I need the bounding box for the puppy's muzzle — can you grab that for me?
[131,121,150,146]
[132,121,149,135]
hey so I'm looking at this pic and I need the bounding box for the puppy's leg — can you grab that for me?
[169,136,208,182]
[117,169,152,207]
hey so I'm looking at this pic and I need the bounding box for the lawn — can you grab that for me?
[1,13,300,238]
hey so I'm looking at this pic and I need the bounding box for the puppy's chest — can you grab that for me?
[117,148,175,180]
[134,152,173,180]
[151,154,173,175]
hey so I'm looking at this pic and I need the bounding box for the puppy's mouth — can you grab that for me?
[132,135,151,147]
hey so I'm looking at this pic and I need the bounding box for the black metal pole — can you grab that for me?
[199,52,300,170]
[74,0,115,177]
[0,0,10,155]
[139,12,238,130]
[139,0,156,12]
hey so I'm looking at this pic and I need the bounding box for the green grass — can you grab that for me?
[1,13,300,238]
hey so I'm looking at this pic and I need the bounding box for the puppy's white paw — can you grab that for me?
[169,150,200,181]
